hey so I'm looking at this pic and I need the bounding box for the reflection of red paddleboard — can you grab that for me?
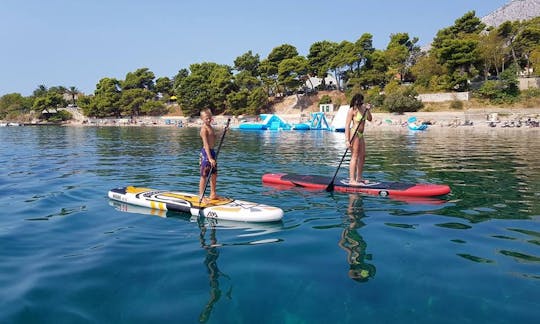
[262,173,451,198]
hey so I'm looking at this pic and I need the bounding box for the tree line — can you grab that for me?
[1,11,539,121]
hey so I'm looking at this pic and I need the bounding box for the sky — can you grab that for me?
[0,0,511,96]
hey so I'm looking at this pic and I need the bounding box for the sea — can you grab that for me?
[1,125,539,324]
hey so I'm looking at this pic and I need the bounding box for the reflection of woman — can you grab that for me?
[197,219,231,323]
[338,194,376,282]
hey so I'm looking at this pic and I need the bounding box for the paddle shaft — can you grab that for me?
[325,106,368,192]
[199,118,231,202]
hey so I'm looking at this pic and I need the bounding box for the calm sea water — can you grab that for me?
[1,125,539,324]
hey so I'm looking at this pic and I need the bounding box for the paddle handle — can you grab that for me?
[199,118,231,203]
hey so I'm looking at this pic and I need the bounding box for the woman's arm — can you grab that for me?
[364,104,373,122]
[344,109,353,145]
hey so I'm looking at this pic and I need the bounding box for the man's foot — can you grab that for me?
[200,197,212,204]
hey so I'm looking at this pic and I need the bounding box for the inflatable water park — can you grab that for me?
[329,105,349,132]
[292,112,331,130]
[238,112,333,131]
[407,116,428,131]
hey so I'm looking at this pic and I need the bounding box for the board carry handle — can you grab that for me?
[199,118,231,204]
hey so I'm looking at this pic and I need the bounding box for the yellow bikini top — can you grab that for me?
[354,111,366,122]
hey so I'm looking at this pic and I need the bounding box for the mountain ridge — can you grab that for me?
[481,0,540,27]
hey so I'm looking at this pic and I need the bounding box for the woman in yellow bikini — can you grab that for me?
[344,93,372,186]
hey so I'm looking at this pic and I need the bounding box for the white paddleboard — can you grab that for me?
[108,186,284,223]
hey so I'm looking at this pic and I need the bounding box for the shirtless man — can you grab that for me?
[199,108,219,201]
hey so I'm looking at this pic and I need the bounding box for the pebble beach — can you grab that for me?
[58,106,540,131]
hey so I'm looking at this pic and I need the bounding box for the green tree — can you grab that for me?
[176,62,234,116]
[0,93,32,119]
[122,68,155,90]
[247,87,268,115]
[80,78,121,117]
[226,88,249,115]
[530,45,540,76]
[66,86,79,105]
[234,70,261,91]
[498,20,523,68]
[119,88,153,117]
[327,40,356,91]
[356,49,388,89]
[384,33,420,83]
[477,30,508,78]
[141,100,168,116]
[48,86,67,95]
[476,64,520,103]
[32,92,65,114]
[307,40,338,89]
[32,85,48,97]
[260,44,299,95]
[173,68,189,93]
[353,33,375,73]
[513,17,540,76]
[410,54,448,91]
[431,11,485,90]
[345,34,377,90]
[234,50,260,76]
[383,84,423,113]
[155,77,173,97]
[278,56,308,93]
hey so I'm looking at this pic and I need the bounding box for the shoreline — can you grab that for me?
[6,107,539,131]
[59,107,540,131]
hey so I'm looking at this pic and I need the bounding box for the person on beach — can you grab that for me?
[345,93,372,185]
[199,108,220,202]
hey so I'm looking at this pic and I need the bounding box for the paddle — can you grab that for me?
[325,106,368,192]
[199,118,231,203]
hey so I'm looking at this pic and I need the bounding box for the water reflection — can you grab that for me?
[196,217,231,323]
[338,194,376,282]
[108,200,284,240]
[109,201,284,322]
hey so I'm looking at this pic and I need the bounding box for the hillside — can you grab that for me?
[162,90,346,117]
[481,0,540,27]
[270,90,347,115]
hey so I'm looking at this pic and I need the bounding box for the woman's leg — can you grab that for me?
[349,137,360,184]
[356,138,366,182]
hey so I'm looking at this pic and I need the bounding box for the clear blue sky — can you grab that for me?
[0,0,510,96]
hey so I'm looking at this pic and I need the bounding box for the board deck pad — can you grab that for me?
[108,186,284,222]
[262,173,451,197]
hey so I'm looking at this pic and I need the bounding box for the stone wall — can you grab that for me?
[518,77,540,90]
[417,92,470,102]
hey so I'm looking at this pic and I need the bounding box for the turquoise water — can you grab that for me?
[1,125,539,323]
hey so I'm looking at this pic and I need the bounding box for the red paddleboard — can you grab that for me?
[262,173,450,197]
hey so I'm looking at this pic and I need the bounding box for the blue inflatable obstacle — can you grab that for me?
[238,114,292,130]
[292,112,332,131]
[407,116,428,131]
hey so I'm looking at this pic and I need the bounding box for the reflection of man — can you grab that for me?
[197,219,231,323]
[338,194,376,282]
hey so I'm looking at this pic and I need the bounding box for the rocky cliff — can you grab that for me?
[481,0,540,27]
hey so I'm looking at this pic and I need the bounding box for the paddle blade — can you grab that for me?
[325,182,335,192]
